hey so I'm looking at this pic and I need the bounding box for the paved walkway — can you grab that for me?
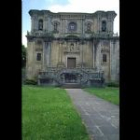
[65,89,119,140]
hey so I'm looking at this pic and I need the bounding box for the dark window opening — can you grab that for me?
[103,54,107,62]
[37,53,41,61]
[38,19,43,30]
[102,21,106,32]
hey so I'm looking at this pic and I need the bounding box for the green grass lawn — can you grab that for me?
[22,85,89,140]
[84,87,119,105]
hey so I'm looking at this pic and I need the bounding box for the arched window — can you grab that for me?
[38,19,43,30]
[102,21,106,32]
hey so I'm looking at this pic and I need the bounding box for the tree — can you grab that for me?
[22,45,26,68]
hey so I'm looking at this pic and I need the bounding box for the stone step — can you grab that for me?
[61,83,81,88]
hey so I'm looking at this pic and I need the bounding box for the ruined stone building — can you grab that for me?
[26,10,119,86]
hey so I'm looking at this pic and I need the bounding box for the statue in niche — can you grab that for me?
[70,43,74,52]
[38,20,43,30]
[102,21,106,32]
[87,23,91,32]
[54,22,58,32]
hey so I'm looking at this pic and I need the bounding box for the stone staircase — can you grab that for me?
[38,67,104,87]
[61,83,81,88]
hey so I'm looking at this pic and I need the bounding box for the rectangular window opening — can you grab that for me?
[37,53,41,61]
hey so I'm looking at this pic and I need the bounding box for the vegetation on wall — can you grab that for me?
[107,82,119,87]
[22,44,26,68]
[24,79,37,85]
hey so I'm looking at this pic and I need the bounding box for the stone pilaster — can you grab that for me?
[42,42,45,70]
[44,42,51,68]
[48,42,51,66]
[110,40,116,81]
[92,43,95,68]
[31,17,34,31]
[31,16,38,31]
[44,16,48,31]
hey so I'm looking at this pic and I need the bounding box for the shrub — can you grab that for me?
[24,79,37,85]
[107,82,119,87]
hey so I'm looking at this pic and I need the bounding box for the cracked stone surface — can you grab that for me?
[66,89,119,140]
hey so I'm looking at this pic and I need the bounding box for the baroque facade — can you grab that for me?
[26,10,119,86]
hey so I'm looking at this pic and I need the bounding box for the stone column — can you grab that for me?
[44,16,48,31]
[92,43,95,68]
[111,19,114,33]
[61,43,63,63]
[82,18,84,34]
[58,42,61,63]
[98,14,101,33]
[48,16,51,32]
[42,41,51,70]
[31,17,34,31]
[110,40,116,81]
[45,42,51,68]
[48,42,51,66]
[80,41,84,68]
[31,16,38,31]
[110,41,113,81]
[42,42,45,71]
[93,40,99,69]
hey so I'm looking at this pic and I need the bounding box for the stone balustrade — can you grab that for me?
[38,67,104,87]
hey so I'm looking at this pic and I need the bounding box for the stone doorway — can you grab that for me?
[67,58,76,68]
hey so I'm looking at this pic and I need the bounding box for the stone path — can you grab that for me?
[65,89,119,140]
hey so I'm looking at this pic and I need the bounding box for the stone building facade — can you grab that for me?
[26,10,119,86]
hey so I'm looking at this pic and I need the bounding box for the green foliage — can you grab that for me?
[85,87,119,105]
[24,79,37,85]
[22,44,26,68]
[22,86,89,140]
[107,82,119,87]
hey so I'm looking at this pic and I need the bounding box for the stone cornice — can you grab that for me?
[29,10,52,16]
[26,30,119,41]
[28,10,117,19]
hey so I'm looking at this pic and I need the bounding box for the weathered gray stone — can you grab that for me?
[26,10,119,86]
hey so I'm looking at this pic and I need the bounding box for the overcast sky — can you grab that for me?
[22,0,119,46]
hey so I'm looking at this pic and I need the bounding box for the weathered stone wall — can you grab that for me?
[50,40,93,68]
[100,40,110,82]
[110,40,119,82]
[82,41,93,67]
[26,40,43,80]
[26,10,119,83]
[30,11,116,36]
